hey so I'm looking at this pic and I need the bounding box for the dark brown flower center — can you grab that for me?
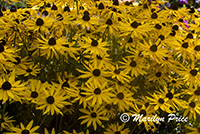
[189,102,196,108]
[114,69,120,74]
[151,12,158,19]
[94,88,101,95]
[172,25,179,30]
[114,131,121,134]
[182,42,188,48]
[117,92,124,100]
[131,21,141,28]
[186,33,193,39]
[91,112,97,118]
[139,109,147,116]
[36,18,44,26]
[91,39,98,46]
[10,5,17,12]
[48,38,56,46]
[158,35,165,40]
[155,24,162,29]
[93,69,101,76]
[143,4,148,9]
[31,91,38,98]
[178,18,183,22]
[105,104,111,110]
[0,44,4,52]
[155,72,162,77]
[158,98,164,104]
[166,92,173,99]
[2,81,12,90]
[190,69,198,76]
[0,39,6,46]
[130,60,137,67]
[46,96,55,104]
[106,19,112,25]
[194,89,200,95]
[194,45,200,51]
[21,130,30,134]
[82,14,90,21]
[113,0,119,5]
[98,2,104,9]
[171,80,176,83]
[150,45,157,52]
[42,11,48,16]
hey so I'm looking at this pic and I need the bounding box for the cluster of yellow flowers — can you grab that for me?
[1,0,200,133]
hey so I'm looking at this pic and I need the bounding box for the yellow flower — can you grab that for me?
[0,72,26,102]
[82,81,114,106]
[104,122,130,134]
[80,37,108,56]
[79,106,108,130]
[8,120,39,134]
[36,82,70,115]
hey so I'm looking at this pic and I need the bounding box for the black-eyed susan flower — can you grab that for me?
[183,100,200,120]
[8,120,39,134]
[184,87,200,101]
[57,72,79,93]
[44,128,55,134]
[147,93,171,113]
[77,63,109,85]
[82,81,114,106]
[23,79,49,103]
[131,103,157,132]
[79,106,108,130]
[18,64,40,77]
[120,57,147,77]
[0,72,26,102]
[36,35,68,59]
[36,82,70,115]
[80,37,108,56]
[179,62,200,88]
[139,39,167,64]
[101,103,116,119]
[108,64,131,83]
[185,126,200,134]
[75,10,98,30]
[112,83,134,112]
[24,13,54,33]
[156,87,182,111]
[65,81,86,107]
[104,122,130,134]
[0,112,15,131]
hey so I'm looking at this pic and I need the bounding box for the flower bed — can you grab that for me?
[0,0,200,133]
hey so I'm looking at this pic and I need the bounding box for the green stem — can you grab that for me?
[58,115,63,132]
[137,126,145,134]
[39,114,48,126]
[130,122,138,134]
[1,102,7,122]
[76,0,79,15]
